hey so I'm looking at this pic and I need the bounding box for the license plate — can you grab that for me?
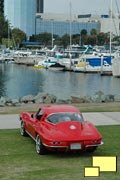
[70,143,82,150]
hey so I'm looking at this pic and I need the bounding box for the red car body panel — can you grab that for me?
[20,105,103,152]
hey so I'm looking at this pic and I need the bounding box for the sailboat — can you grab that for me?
[111,0,120,77]
[112,51,120,77]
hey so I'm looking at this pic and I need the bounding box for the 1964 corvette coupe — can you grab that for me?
[20,105,103,154]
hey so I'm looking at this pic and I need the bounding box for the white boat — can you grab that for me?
[72,57,112,74]
[0,50,15,63]
[0,53,4,63]
[49,62,66,71]
[34,52,73,70]
[14,50,46,65]
[112,52,120,77]
[86,64,112,73]
[72,63,112,73]
[34,56,57,69]
[4,57,15,64]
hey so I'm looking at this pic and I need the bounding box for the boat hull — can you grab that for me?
[112,56,120,77]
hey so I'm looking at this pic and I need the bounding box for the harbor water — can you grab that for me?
[0,63,120,99]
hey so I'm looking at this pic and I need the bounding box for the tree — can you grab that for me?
[60,34,70,48]
[97,32,107,46]
[87,29,98,45]
[112,35,120,45]
[81,29,87,36]
[0,15,8,43]
[35,32,52,46]
[72,34,81,45]
[90,28,97,36]
[87,36,97,46]
[11,28,26,47]
[80,29,88,45]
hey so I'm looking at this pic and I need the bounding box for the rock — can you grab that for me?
[0,96,6,103]
[49,95,57,103]
[57,99,71,104]
[0,96,6,106]
[34,93,57,104]
[91,95,100,102]
[43,94,57,104]
[5,103,13,106]
[34,93,48,103]
[100,95,106,102]
[114,95,120,102]
[20,95,34,103]
[71,96,85,103]
[0,91,119,107]
[5,97,12,103]
[26,101,34,105]
[34,97,44,103]
[95,91,104,96]
[91,91,105,103]
[83,96,92,103]
[105,95,114,102]
[11,98,20,106]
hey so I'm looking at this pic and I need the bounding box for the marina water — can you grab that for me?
[0,63,120,99]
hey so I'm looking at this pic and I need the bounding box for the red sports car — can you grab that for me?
[20,105,103,154]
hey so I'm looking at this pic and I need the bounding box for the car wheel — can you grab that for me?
[36,135,47,155]
[20,121,27,136]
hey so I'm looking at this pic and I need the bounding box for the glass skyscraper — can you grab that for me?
[4,0,36,37]
[36,0,44,13]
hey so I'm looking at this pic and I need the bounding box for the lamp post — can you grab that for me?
[51,19,54,48]
[35,15,41,36]
[35,16,37,36]
[8,22,10,48]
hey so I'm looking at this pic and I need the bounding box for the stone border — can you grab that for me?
[0,91,120,107]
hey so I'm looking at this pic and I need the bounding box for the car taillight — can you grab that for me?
[92,139,101,143]
[51,141,61,145]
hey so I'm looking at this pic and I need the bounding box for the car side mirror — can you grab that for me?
[31,114,34,118]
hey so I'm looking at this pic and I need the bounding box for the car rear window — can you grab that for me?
[47,112,84,124]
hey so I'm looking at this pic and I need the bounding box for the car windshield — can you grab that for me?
[47,112,84,124]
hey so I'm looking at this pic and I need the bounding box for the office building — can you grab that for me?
[36,0,44,13]
[0,0,4,14]
[35,13,101,37]
[3,0,120,39]
[35,13,120,37]
[4,0,36,37]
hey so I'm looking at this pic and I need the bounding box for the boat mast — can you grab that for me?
[8,22,10,48]
[69,1,72,50]
[110,0,113,56]
[69,1,73,69]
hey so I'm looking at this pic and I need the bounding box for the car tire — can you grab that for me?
[20,120,27,136]
[86,146,97,153]
[36,135,47,155]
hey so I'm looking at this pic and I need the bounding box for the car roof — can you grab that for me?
[40,105,81,115]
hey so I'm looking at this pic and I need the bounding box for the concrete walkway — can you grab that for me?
[0,112,120,129]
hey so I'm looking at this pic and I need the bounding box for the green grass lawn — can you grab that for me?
[0,125,120,180]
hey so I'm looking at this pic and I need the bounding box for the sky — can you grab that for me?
[44,0,120,15]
